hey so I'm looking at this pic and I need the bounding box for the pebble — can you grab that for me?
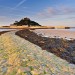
[0,31,75,75]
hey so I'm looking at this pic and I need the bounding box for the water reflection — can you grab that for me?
[0,29,17,32]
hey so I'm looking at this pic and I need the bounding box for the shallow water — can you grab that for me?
[0,29,17,32]
[0,28,75,31]
[55,29,75,32]
[34,29,75,40]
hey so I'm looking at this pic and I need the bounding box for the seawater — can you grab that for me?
[34,28,75,40]
[0,29,17,32]
[68,29,75,31]
[0,28,75,32]
[54,29,75,32]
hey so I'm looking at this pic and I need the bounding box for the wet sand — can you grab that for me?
[34,29,75,40]
[0,31,9,35]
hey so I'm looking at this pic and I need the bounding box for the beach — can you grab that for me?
[0,29,75,74]
[0,30,75,74]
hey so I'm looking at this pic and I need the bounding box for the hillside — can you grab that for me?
[12,17,41,27]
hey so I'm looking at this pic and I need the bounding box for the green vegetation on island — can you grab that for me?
[12,17,41,27]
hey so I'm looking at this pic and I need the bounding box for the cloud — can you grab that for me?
[37,7,56,18]
[37,6,75,18]
[60,6,75,14]
[14,0,27,8]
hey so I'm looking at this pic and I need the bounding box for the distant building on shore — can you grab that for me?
[65,27,70,29]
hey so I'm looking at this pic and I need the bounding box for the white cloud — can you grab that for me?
[37,6,75,18]
[14,0,27,8]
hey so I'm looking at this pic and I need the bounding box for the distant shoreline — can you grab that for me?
[0,28,75,39]
[0,25,74,29]
[0,30,75,74]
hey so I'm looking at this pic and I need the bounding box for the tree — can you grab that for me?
[13,17,41,27]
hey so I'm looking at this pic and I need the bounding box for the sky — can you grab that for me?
[0,0,75,27]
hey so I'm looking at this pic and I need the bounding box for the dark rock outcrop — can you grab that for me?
[16,29,75,64]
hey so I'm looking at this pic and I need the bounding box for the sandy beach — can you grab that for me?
[34,29,75,40]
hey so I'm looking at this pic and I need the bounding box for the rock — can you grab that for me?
[31,69,40,75]
[0,31,75,74]
[17,67,31,73]
[71,51,75,57]
[72,57,75,63]
[2,66,7,73]
[16,29,75,64]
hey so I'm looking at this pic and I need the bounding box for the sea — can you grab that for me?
[0,28,75,40]
[0,28,75,32]
[33,28,75,40]
[0,29,17,32]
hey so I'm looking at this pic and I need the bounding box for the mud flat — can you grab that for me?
[34,29,75,40]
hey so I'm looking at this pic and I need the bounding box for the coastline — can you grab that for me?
[0,28,75,39]
[0,31,9,35]
[16,29,75,64]
[33,29,75,40]
[0,30,75,74]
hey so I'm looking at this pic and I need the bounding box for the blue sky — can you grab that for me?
[0,0,75,26]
